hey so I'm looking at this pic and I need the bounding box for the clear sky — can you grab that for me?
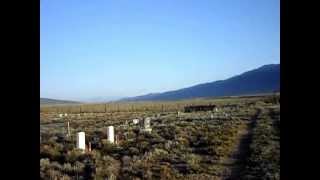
[41,0,279,101]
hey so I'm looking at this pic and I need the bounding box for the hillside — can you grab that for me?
[40,98,80,105]
[121,64,280,101]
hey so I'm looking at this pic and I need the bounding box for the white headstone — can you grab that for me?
[76,132,85,151]
[144,117,151,129]
[133,119,139,124]
[107,126,114,144]
[143,117,152,132]
[67,121,70,137]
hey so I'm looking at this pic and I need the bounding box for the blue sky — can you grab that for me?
[41,0,279,101]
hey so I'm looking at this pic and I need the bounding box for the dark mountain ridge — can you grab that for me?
[120,64,280,101]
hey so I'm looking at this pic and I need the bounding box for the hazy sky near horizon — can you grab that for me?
[41,0,279,101]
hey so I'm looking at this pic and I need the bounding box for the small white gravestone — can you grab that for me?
[133,119,139,124]
[67,121,71,137]
[76,132,85,152]
[143,117,152,132]
[107,126,115,144]
[144,117,151,129]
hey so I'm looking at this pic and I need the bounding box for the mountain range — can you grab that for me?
[120,64,280,101]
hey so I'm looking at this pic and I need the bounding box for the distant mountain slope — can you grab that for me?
[40,98,80,105]
[121,64,280,101]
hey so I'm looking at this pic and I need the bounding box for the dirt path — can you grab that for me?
[221,109,261,180]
